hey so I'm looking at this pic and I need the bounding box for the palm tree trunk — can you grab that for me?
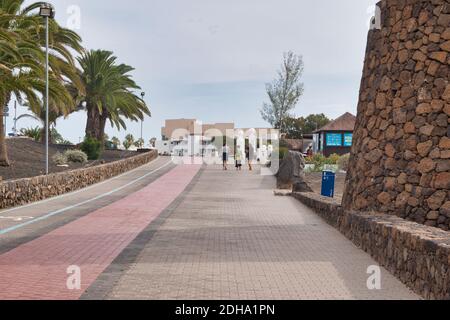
[0,93,11,167]
[85,105,101,141]
[85,105,108,144]
[98,113,108,144]
[40,127,52,145]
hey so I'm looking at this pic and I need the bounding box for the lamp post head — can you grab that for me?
[39,3,55,19]
[141,92,145,99]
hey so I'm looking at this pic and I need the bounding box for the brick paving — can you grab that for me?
[0,162,420,300]
[0,164,200,300]
[106,165,419,300]
[0,157,174,256]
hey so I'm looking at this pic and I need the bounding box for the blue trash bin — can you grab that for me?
[321,171,335,198]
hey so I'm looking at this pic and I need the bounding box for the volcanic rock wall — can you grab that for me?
[342,0,450,230]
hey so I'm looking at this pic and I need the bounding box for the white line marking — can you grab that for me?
[0,156,167,215]
[0,216,34,222]
[0,161,173,235]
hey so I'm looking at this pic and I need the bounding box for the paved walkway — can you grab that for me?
[0,160,419,300]
[101,165,419,300]
[0,162,200,299]
[0,157,175,255]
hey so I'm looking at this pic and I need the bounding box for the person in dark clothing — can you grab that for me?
[306,145,313,157]
[221,143,230,170]
[245,146,252,171]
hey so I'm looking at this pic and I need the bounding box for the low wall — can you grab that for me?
[293,192,450,300]
[0,150,158,209]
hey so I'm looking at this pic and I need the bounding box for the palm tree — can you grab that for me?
[20,126,66,144]
[111,136,120,149]
[14,76,85,144]
[134,138,144,148]
[20,126,40,141]
[77,50,150,144]
[123,134,134,150]
[15,101,66,143]
[1,4,42,165]
[0,0,83,166]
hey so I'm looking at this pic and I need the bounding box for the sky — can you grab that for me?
[7,0,378,144]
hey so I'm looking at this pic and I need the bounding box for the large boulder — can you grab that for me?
[276,151,313,192]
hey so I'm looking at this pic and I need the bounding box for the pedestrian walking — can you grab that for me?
[221,143,230,170]
[235,146,243,171]
[245,145,252,171]
[306,145,313,157]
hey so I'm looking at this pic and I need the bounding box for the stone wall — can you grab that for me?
[342,0,450,230]
[293,191,450,300]
[0,150,158,209]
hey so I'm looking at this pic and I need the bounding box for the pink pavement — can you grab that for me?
[0,164,201,300]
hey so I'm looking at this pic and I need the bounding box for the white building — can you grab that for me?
[156,119,279,163]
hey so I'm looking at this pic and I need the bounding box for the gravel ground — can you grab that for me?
[0,137,138,181]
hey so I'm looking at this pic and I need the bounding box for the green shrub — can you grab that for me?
[312,153,325,167]
[305,153,328,172]
[338,153,351,171]
[52,152,67,166]
[64,150,88,164]
[325,153,340,165]
[305,153,346,172]
[81,136,102,160]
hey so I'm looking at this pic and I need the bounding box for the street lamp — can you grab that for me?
[140,92,145,144]
[39,3,55,175]
[39,3,55,18]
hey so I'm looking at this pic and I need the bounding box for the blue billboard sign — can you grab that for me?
[326,133,342,147]
[344,133,353,147]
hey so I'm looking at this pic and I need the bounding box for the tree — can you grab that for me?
[15,96,77,144]
[111,136,120,149]
[76,50,151,144]
[284,114,331,138]
[284,117,304,139]
[149,137,157,148]
[302,114,331,134]
[260,51,304,133]
[134,138,144,148]
[123,134,134,150]
[0,0,83,166]
[50,128,71,145]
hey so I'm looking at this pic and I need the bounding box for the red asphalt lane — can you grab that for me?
[0,164,201,300]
